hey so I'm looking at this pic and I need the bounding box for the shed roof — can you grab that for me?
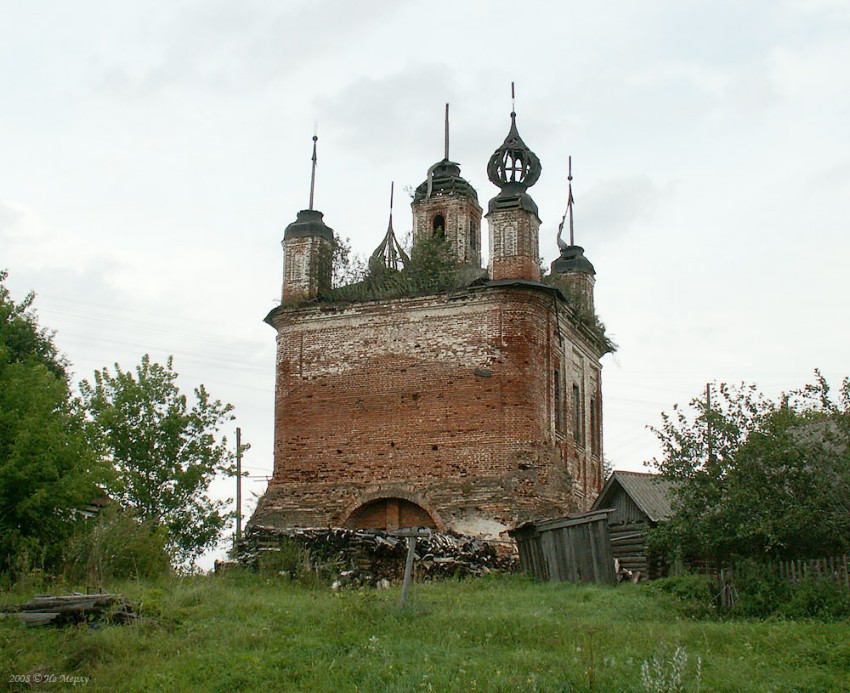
[591,471,674,523]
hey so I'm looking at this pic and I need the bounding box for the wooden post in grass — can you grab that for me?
[399,537,416,608]
[393,528,431,608]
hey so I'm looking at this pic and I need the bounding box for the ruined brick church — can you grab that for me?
[248,104,613,540]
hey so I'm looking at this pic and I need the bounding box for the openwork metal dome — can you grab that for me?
[486,113,542,192]
[486,112,542,216]
[371,218,409,271]
[370,182,410,271]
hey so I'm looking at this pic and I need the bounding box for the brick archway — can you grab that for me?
[343,497,437,531]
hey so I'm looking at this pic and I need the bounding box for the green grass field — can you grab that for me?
[2,573,848,692]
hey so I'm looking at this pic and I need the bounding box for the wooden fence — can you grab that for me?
[776,555,850,590]
[717,554,850,611]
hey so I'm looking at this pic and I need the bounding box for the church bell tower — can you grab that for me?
[410,105,483,266]
[486,96,543,282]
[281,135,335,301]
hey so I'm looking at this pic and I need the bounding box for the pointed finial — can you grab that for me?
[557,156,576,250]
[444,103,450,161]
[308,131,318,211]
[389,180,395,229]
[486,87,541,191]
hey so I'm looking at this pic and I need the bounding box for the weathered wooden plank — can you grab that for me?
[17,612,60,627]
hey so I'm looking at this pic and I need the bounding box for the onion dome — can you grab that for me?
[412,159,479,204]
[486,112,542,215]
[283,209,334,242]
[551,244,595,276]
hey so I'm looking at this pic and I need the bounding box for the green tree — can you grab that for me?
[649,374,850,564]
[0,270,101,575]
[80,355,238,568]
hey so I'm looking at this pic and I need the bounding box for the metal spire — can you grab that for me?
[511,81,516,116]
[557,156,575,250]
[308,131,318,211]
[444,103,450,161]
[389,180,394,231]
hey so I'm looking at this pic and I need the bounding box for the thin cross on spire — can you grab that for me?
[388,180,395,228]
[308,131,318,211]
[511,82,516,115]
[444,103,450,161]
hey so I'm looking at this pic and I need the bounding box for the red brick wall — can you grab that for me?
[411,195,483,266]
[250,283,605,538]
[487,208,541,282]
[282,236,333,301]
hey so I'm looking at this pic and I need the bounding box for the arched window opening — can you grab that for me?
[573,384,584,447]
[345,497,436,531]
[432,214,446,239]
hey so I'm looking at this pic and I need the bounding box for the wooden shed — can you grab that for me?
[591,471,673,580]
[509,510,616,584]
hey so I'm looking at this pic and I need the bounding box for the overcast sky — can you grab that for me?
[2,0,849,544]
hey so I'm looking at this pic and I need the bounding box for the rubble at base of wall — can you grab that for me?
[237,526,518,587]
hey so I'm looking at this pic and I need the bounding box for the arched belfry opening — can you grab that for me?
[344,497,437,531]
[432,214,446,238]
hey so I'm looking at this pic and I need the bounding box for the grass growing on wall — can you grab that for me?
[2,573,849,691]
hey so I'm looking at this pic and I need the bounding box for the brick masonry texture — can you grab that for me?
[250,283,605,539]
[412,196,483,267]
[488,208,541,282]
[282,236,332,301]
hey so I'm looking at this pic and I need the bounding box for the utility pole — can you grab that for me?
[705,384,713,464]
[235,427,242,551]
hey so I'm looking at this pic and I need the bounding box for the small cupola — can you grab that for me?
[411,104,483,266]
[485,85,543,282]
[550,157,596,312]
[486,110,542,216]
[551,244,595,276]
[281,135,336,301]
[283,209,334,243]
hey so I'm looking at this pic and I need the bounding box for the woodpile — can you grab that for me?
[0,593,140,627]
[239,526,518,586]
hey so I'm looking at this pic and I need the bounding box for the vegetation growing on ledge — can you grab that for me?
[320,234,483,305]
[542,275,618,355]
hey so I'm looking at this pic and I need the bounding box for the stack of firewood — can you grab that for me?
[238,526,518,586]
[0,593,139,627]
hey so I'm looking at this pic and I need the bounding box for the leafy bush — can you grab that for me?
[729,559,790,618]
[781,578,850,620]
[651,574,717,618]
[63,507,171,584]
[320,234,477,304]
